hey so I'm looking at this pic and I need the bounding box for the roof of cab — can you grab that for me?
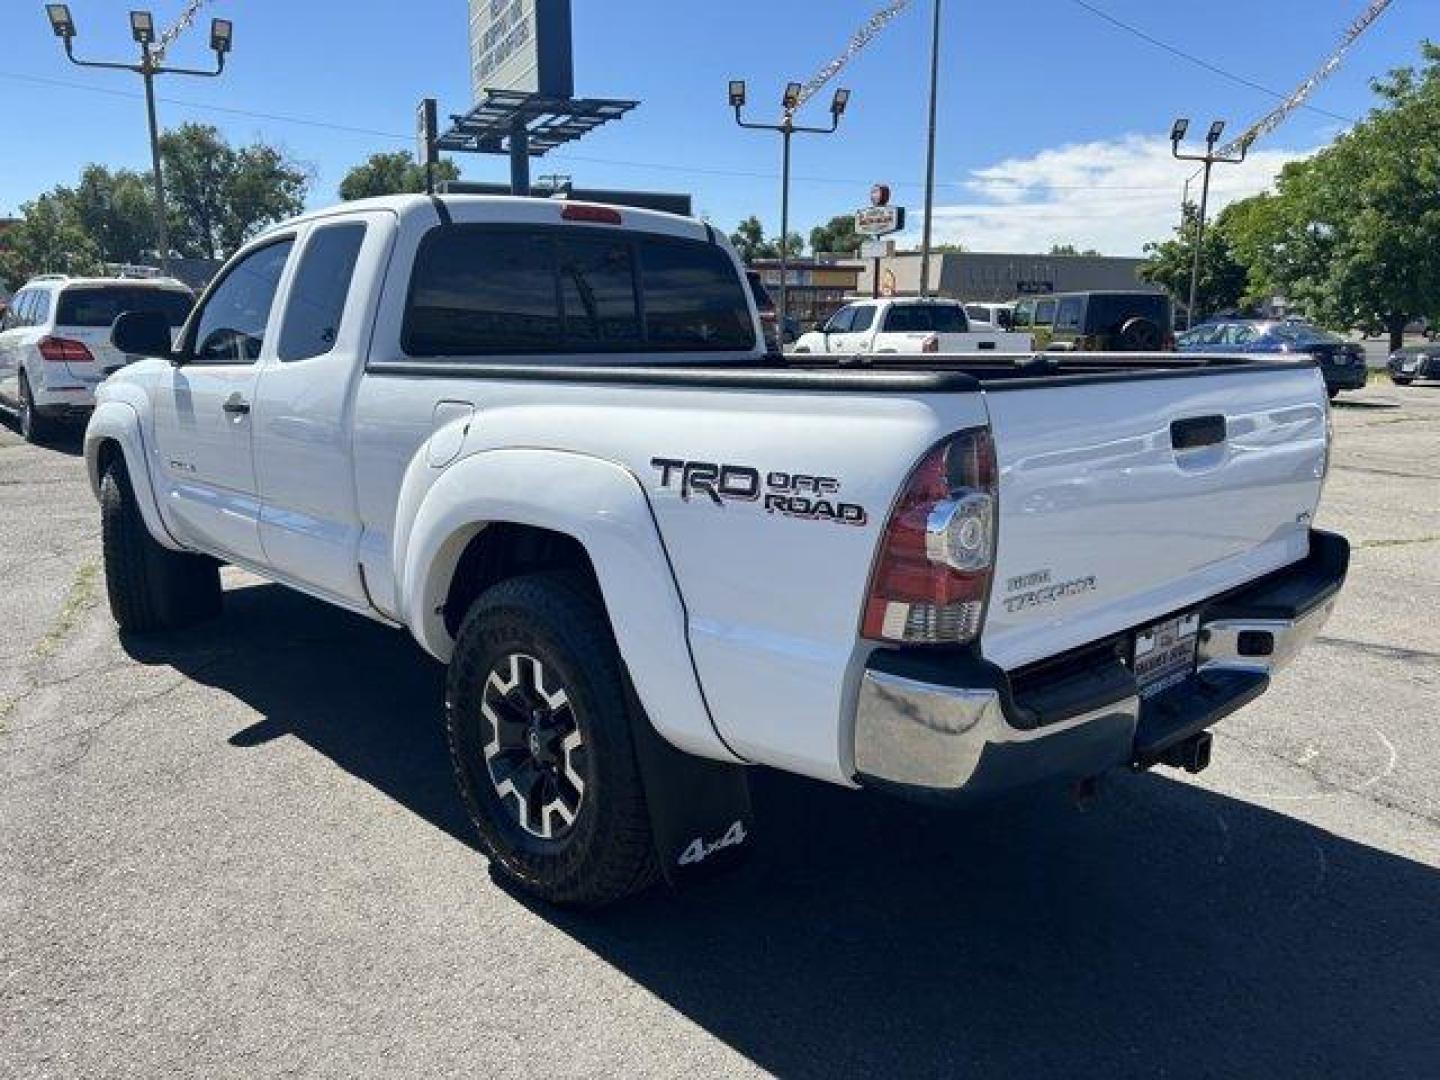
[264,194,713,245]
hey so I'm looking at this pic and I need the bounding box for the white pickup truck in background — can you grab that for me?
[86,195,1347,908]
[793,297,1034,356]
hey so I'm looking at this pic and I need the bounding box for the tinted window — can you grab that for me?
[1054,296,1084,332]
[1034,299,1057,326]
[404,226,755,357]
[825,306,856,333]
[640,238,753,350]
[1266,323,1343,346]
[1085,294,1171,333]
[884,304,968,333]
[850,305,876,332]
[31,290,51,326]
[965,305,989,322]
[192,240,295,364]
[560,235,641,346]
[56,286,192,329]
[1012,300,1034,328]
[278,223,367,361]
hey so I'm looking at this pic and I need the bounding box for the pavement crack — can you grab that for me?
[1355,534,1440,551]
[1314,635,1440,664]
[33,562,100,662]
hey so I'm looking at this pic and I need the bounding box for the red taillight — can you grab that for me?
[561,203,623,225]
[862,429,998,645]
[921,333,940,354]
[37,336,95,364]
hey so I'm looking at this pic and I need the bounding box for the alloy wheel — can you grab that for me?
[480,653,587,840]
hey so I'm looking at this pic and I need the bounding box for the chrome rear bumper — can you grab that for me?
[853,529,1348,799]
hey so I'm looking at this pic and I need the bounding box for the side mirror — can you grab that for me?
[112,309,177,362]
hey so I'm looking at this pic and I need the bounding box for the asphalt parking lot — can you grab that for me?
[2,381,1438,1079]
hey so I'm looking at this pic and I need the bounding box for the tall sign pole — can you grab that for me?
[918,0,942,297]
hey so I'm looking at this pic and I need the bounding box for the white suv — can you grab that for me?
[0,275,193,442]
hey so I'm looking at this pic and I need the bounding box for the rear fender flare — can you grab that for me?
[400,447,739,764]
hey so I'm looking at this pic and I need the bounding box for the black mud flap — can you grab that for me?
[625,680,753,888]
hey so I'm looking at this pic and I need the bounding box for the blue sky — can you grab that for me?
[0,0,1428,254]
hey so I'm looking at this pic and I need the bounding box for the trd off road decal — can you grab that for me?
[651,458,867,526]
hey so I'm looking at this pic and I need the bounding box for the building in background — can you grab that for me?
[859,250,1162,301]
[752,254,865,328]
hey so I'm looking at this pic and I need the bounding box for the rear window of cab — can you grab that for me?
[402,224,756,357]
[57,286,193,328]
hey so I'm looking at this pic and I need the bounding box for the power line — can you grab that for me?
[1064,0,1357,125]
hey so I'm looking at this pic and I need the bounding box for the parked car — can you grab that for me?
[1176,320,1367,398]
[0,274,193,442]
[1041,291,1174,352]
[793,298,1033,355]
[88,194,1347,907]
[1388,342,1440,385]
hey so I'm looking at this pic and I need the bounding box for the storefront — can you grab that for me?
[751,256,865,327]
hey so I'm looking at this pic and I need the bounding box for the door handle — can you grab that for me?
[1170,414,1227,450]
[222,393,251,416]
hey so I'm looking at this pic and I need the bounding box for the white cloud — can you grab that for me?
[908,135,1315,256]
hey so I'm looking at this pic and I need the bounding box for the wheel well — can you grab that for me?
[442,523,601,638]
[94,437,125,485]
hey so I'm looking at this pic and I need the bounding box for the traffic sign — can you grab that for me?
[859,239,895,259]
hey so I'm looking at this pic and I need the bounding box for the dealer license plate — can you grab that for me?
[1133,613,1200,698]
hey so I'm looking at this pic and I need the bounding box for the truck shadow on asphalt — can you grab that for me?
[123,581,1440,1079]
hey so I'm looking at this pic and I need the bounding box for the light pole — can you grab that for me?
[1170,117,1248,329]
[919,0,943,298]
[731,80,850,338]
[45,5,232,275]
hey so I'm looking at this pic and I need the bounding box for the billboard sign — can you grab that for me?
[469,0,574,101]
[855,204,905,236]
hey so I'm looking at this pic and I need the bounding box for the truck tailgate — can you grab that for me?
[979,365,1329,670]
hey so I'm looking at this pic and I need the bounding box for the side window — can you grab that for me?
[1012,300,1034,328]
[849,305,876,332]
[1054,296,1084,332]
[2,291,27,331]
[30,290,52,327]
[825,306,855,333]
[278,223,367,362]
[883,305,928,333]
[191,240,295,364]
[559,235,641,346]
[639,238,754,350]
[1034,298,1057,326]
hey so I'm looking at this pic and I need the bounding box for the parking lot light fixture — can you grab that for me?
[1171,117,1248,329]
[43,4,232,275]
[210,18,232,56]
[129,10,154,45]
[46,3,75,37]
[732,80,849,348]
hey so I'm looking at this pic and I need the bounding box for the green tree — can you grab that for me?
[0,189,102,282]
[159,123,310,260]
[1247,44,1440,350]
[72,165,156,265]
[1140,202,1248,322]
[729,215,802,263]
[1049,242,1100,256]
[809,214,861,255]
[338,151,461,201]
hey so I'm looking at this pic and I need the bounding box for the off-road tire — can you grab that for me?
[19,372,57,445]
[100,459,222,633]
[445,572,659,907]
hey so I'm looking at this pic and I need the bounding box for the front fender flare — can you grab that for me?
[84,398,181,551]
[400,448,740,764]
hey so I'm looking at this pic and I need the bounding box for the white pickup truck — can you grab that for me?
[86,195,1348,907]
[793,297,1033,356]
